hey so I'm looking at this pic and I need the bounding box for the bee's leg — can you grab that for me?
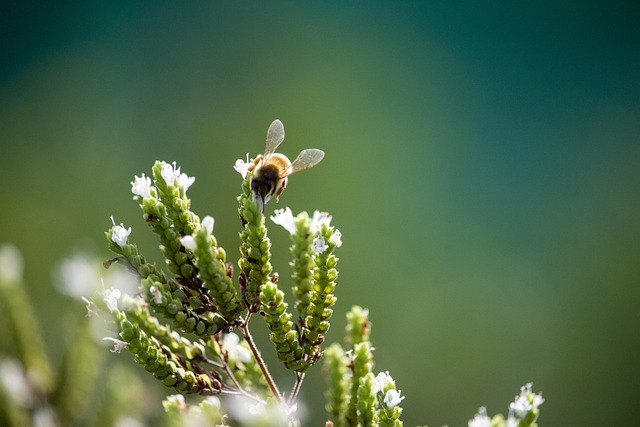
[275,177,288,201]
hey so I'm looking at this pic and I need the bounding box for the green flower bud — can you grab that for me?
[115,313,221,395]
[260,281,308,370]
[189,224,243,320]
[346,305,371,347]
[323,343,349,425]
[357,373,378,426]
[345,342,374,426]
[238,172,273,311]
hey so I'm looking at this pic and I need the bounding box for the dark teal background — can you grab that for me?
[1,2,639,425]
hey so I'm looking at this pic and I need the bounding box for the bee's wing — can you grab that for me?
[263,119,285,160]
[283,149,325,177]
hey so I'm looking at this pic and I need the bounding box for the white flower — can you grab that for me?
[270,207,296,234]
[468,407,491,427]
[103,287,121,311]
[120,294,145,312]
[248,400,267,416]
[131,173,152,200]
[284,402,298,417]
[202,216,215,235]
[509,383,544,419]
[110,216,131,247]
[149,286,163,304]
[166,394,186,408]
[310,210,332,232]
[115,416,144,427]
[103,337,128,353]
[383,389,405,408]
[203,395,221,410]
[82,297,98,317]
[0,358,33,406]
[227,395,303,425]
[233,153,251,178]
[177,172,195,192]
[33,407,56,427]
[102,268,140,297]
[511,394,528,417]
[0,243,23,283]
[329,229,342,248]
[222,333,252,363]
[373,371,394,394]
[181,235,197,251]
[161,161,180,185]
[311,235,328,253]
[532,394,544,410]
[55,254,101,297]
[215,415,230,427]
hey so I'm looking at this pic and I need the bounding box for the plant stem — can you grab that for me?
[288,371,305,405]
[241,313,282,401]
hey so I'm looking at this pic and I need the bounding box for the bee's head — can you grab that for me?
[250,164,280,212]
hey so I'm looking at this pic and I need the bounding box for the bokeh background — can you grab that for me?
[2,1,639,425]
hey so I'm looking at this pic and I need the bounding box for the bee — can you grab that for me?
[249,119,324,211]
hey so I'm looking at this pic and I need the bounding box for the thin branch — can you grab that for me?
[217,354,246,396]
[242,312,282,401]
[288,371,306,406]
[220,387,263,402]
[203,335,260,402]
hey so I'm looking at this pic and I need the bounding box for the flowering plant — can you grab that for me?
[0,121,544,426]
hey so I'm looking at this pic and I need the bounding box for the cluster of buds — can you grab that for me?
[0,122,545,427]
[95,154,543,426]
[468,383,544,427]
[98,155,350,424]
[322,306,405,427]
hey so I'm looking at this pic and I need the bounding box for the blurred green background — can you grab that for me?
[1,1,639,425]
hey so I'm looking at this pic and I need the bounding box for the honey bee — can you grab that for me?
[249,119,324,211]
